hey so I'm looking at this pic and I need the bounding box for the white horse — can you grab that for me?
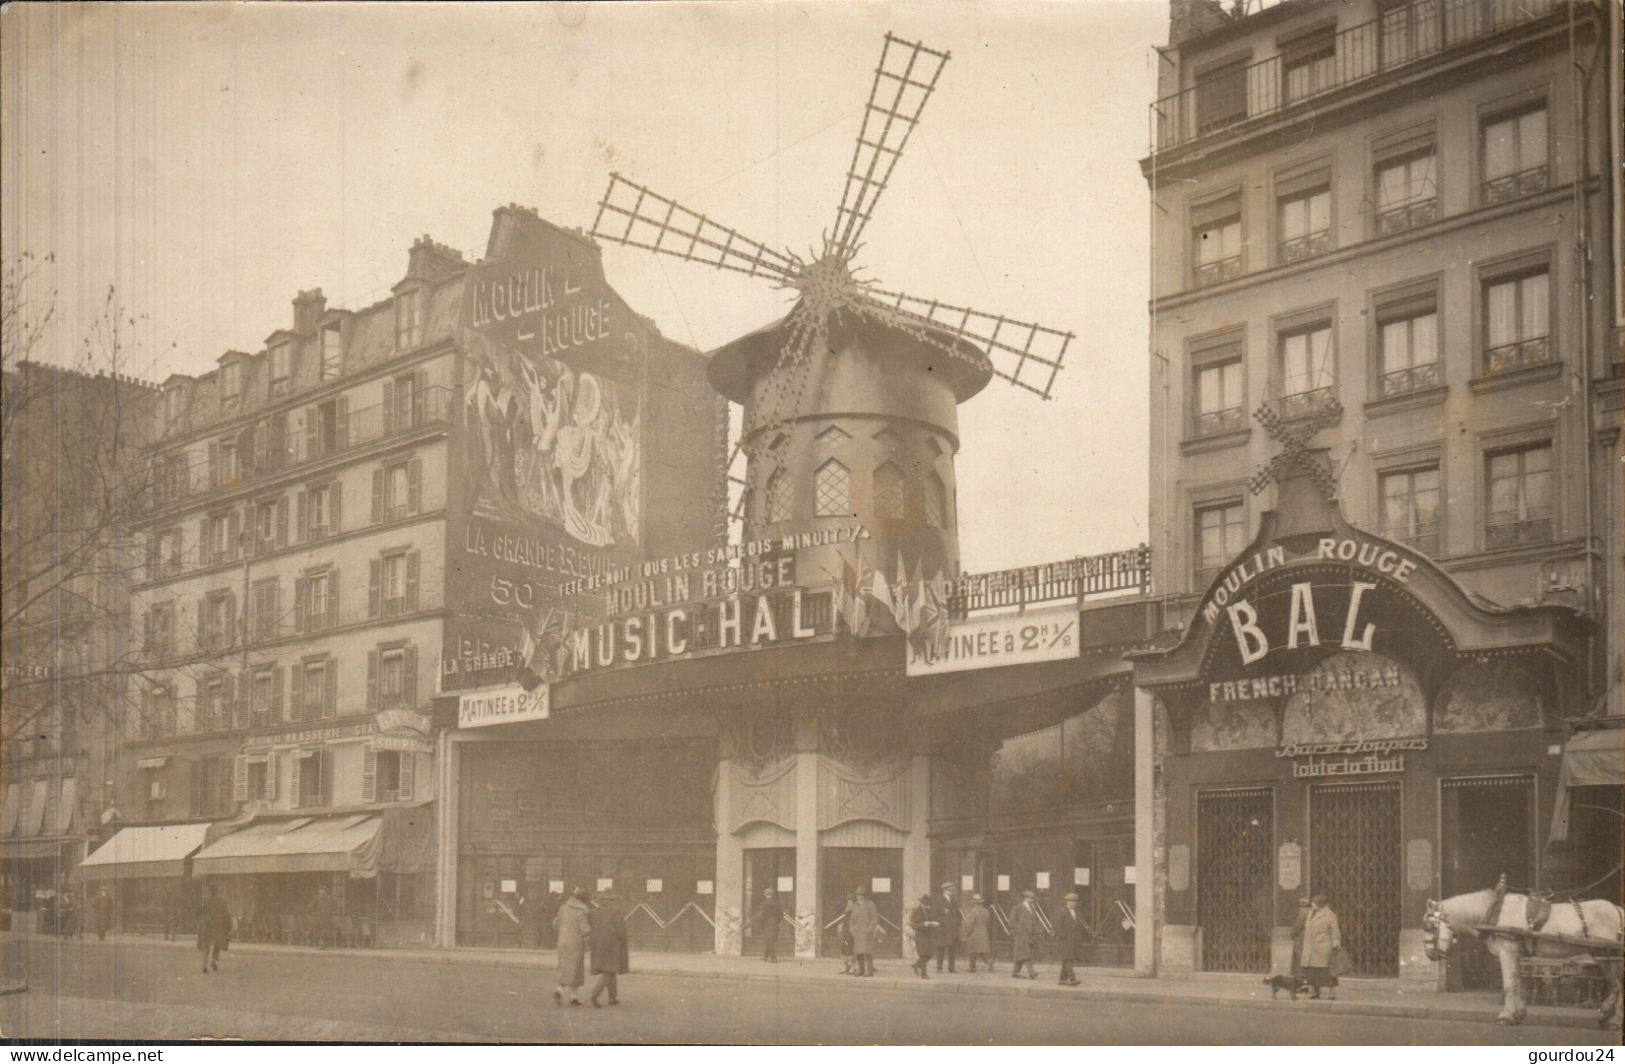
[1423,882,1623,1027]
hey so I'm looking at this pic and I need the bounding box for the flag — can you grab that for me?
[863,554,897,633]
[822,548,869,637]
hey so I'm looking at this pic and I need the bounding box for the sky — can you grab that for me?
[1,0,1167,574]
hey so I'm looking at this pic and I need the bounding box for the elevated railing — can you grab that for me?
[947,545,1152,618]
[1152,0,1579,151]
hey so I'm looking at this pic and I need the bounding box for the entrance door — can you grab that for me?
[818,848,904,958]
[1197,787,1274,973]
[1310,780,1401,976]
[1441,774,1534,989]
[1075,836,1135,968]
[742,848,795,957]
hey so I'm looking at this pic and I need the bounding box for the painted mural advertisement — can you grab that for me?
[443,215,648,694]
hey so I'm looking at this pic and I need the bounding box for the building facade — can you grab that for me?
[1136,0,1620,987]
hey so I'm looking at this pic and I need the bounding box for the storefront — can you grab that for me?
[1131,475,1591,985]
[78,822,212,934]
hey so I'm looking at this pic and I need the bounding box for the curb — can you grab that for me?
[10,932,1614,1033]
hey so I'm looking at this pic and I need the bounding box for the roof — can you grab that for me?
[191,815,381,878]
[80,823,212,880]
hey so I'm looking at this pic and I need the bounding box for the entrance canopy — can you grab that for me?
[0,837,68,861]
[80,823,210,880]
[192,816,381,878]
[1550,727,1625,842]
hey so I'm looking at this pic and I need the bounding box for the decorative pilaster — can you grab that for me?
[1133,687,1155,974]
[714,757,744,956]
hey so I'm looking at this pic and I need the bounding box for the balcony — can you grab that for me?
[1483,165,1550,205]
[1278,230,1332,264]
[1193,255,1244,287]
[1191,406,1247,438]
[1486,513,1553,549]
[1376,198,1439,235]
[1377,361,1440,397]
[1152,0,1578,151]
[1483,336,1551,376]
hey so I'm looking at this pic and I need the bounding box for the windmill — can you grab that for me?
[589,32,1073,605]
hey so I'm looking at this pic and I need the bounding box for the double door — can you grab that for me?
[818,848,903,958]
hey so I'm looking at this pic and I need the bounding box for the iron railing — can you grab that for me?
[1486,513,1553,549]
[1376,198,1439,235]
[1152,0,1579,151]
[947,545,1152,617]
[1377,361,1440,397]
[1483,336,1551,375]
[1192,406,1247,437]
[1269,386,1339,422]
[1193,255,1244,287]
[1483,164,1550,204]
[1278,230,1332,264]
[1382,521,1440,556]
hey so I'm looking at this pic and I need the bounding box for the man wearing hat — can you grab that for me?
[848,886,880,977]
[933,882,963,973]
[908,893,940,978]
[1053,892,1089,986]
[962,892,993,973]
[751,887,783,962]
[1010,889,1041,980]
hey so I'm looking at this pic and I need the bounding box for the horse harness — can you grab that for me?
[1478,876,1593,955]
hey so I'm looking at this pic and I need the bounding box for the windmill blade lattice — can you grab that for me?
[862,288,1071,399]
[591,173,803,283]
[829,33,950,261]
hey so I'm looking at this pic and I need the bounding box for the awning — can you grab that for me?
[79,823,212,880]
[1549,727,1625,842]
[0,837,68,861]
[191,815,382,878]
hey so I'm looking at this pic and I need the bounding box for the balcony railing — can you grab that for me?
[1376,198,1439,235]
[1383,521,1440,556]
[1483,165,1550,204]
[1193,255,1244,287]
[1483,336,1551,376]
[1279,230,1332,264]
[1152,0,1576,151]
[1192,406,1248,438]
[1377,361,1440,397]
[1486,513,1553,549]
[1271,386,1339,422]
[946,545,1152,617]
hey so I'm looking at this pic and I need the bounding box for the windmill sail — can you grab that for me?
[591,173,802,283]
[860,288,1071,399]
[829,33,950,261]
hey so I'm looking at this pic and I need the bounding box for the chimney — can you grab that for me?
[292,289,327,336]
[1168,0,1231,45]
[406,235,467,284]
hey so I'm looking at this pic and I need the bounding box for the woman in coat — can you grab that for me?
[197,886,233,974]
[587,892,629,1008]
[552,887,592,1006]
[1300,893,1341,999]
[847,888,880,977]
[961,893,993,972]
[1010,890,1041,979]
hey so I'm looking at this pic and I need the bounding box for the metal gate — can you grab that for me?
[1310,780,1400,976]
[1197,787,1274,973]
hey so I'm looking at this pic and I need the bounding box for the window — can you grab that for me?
[293,657,337,721]
[1375,148,1438,234]
[1194,501,1245,590]
[301,480,341,541]
[764,468,792,524]
[307,397,344,459]
[814,460,850,518]
[373,459,421,523]
[206,512,231,565]
[873,463,906,520]
[1192,356,1245,436]
[1485,443,1553,548]
[365,748,414,803]
[244,757,271,802]
[370,645,418,711]
[155,453,189,506]
[371,550,419,618]
[253,497,284,555]
[1277,185,1330,262]
[249,665,280,729]
[145,603,175,658]
[149,682,176,738]
[396,289,424,350]
[213,437,239,487]
[156,528,182,575]
[190,757,232,817]
[201,676,232,732]
[294,749,326,808]
[1278,323,1334,416]
[384,372,424,432]
[320,322,343,380]
[251,578,280,639]
[298,570,338,633]
[164,386,184,426]
[202,591,234,651]
[381,649,405,704]
[1195,59,1247,134]
[220,361,241,402]
[1377,302,1439,396]
[1379,465,1441,556]
[1378,0,1440,65]
[1192,197,1243,287]
[1482,269,1550,374]
[1282,30,1336,104]
[269,343,290,394]
[925,473,949,528]
[1482,106,1548,203]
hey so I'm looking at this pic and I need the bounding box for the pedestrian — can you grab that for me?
[1300,893,1341,1000]
[587,891,629,1008]
[848,886,880,977]
[197,885,232,974]
[934,882,962,973]
[962,892,993,972]
[1010,889,1041,980]
[91,888,113,941]
[307,885,338,948]
[1290,896,1310,982]
[909,893,939,978]
[838,892,857,974]
[163,883,182,941]
[552,886,592,1006]
[751,887,783,962]
[61,890,82,938]
[1053,892,1089,986]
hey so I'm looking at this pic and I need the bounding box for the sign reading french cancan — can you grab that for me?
[905,605,1079,677]
[458,683,550,729]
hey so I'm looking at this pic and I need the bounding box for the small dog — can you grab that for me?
[1264,974,1310,999]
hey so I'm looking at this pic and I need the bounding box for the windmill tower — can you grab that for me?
[591,33,1071,603]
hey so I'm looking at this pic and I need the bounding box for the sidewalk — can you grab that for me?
[8,929,1616,1033]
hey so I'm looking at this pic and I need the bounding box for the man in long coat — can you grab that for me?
[587,892,629,1007]
[908,894,939,978]
[552,887,592,1006]
[848,887,880,977]
[1010,889,1041,980]
[751,888,783,962]
[197,886,232,974]
[933,882,963,973]
[307,886,338,948]
[1052,892,1089,986]
[961,892,993,972]
[1300,893,1341,999]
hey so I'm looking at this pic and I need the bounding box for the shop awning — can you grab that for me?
[191,815,382,877]
[79,823,212,880]
[0,837,67,861]
[1549,727,1625,842]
